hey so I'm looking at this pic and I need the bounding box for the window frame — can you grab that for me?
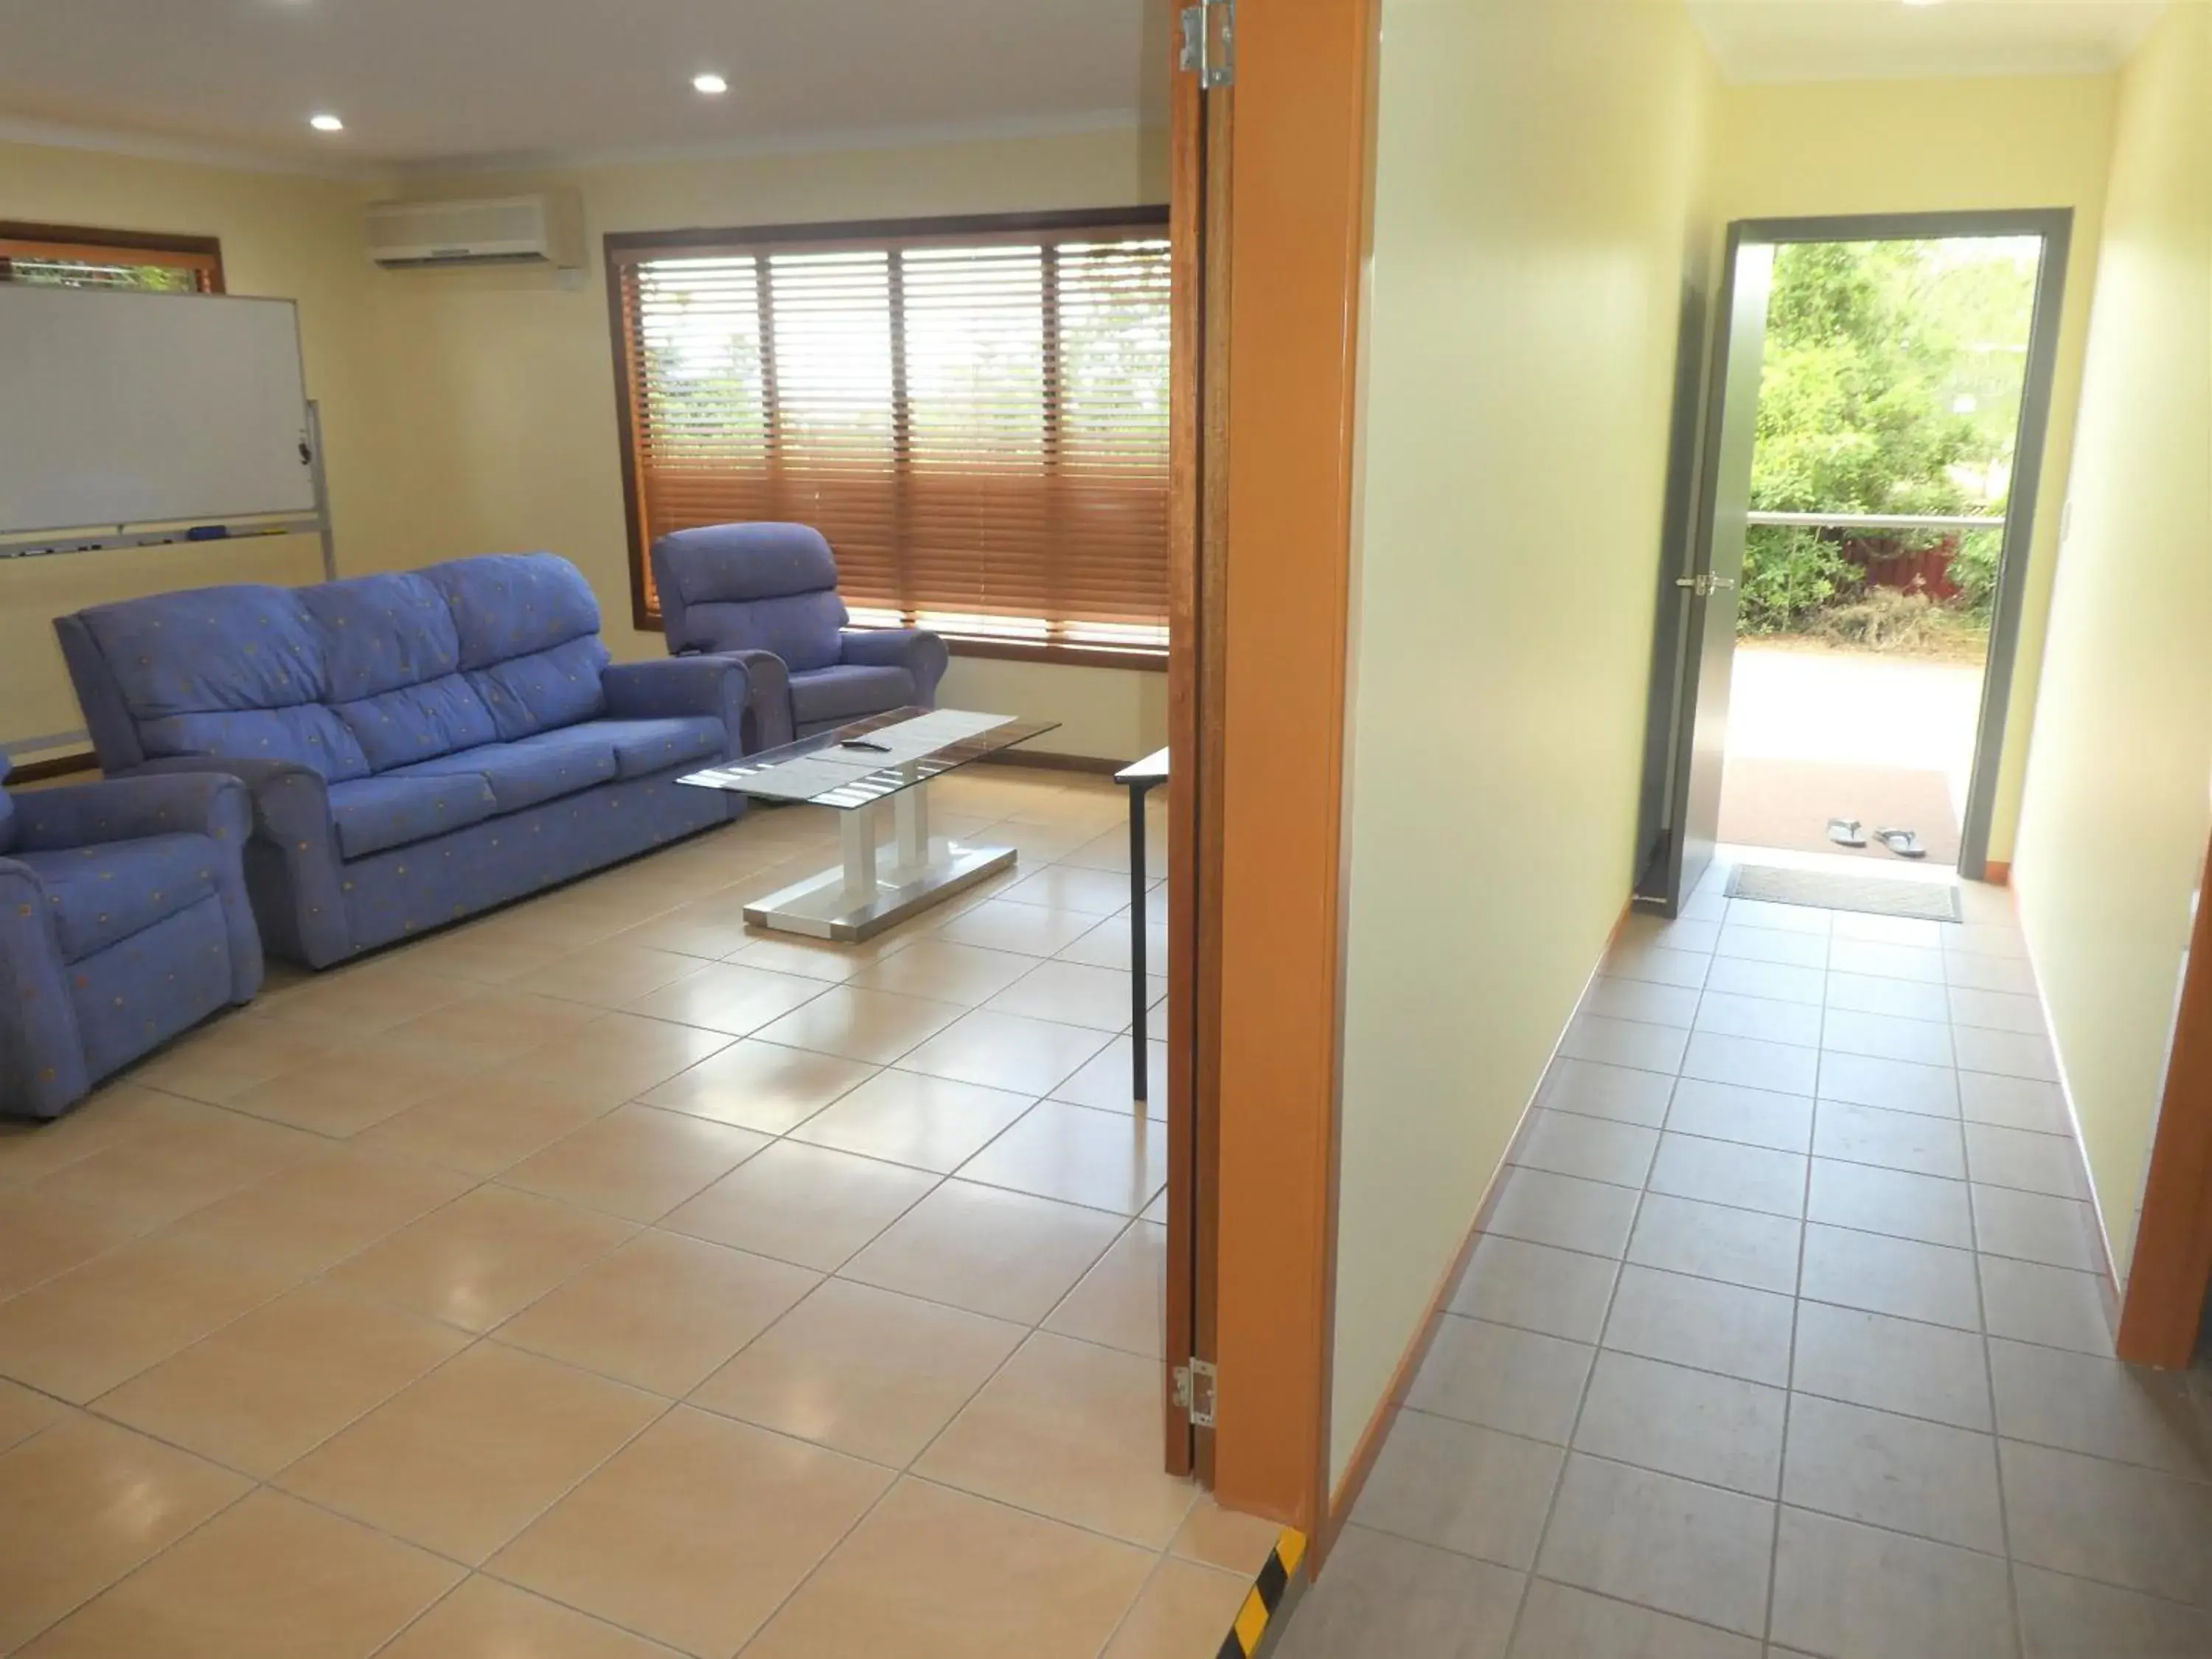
[605,206,1172,670]
[0,220,226,293]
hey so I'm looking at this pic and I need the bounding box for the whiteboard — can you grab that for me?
[0,285,316,538]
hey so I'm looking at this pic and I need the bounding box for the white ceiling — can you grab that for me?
[0,0,2165,173]
[1689,0,2168,84]
[0,0,1163,173]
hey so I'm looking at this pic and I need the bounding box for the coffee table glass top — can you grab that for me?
[679,707,1057,808]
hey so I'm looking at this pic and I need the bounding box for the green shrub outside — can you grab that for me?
[1737,240,2033,641]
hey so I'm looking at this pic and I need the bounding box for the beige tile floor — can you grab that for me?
[0,765,1279,1658]
[1279,861,2212,1659]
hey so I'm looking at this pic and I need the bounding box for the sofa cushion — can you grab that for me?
[0,759,15,855]
[467,636,611,740]
[563,716,728,780]
[300,572,462,700]
[327,773,498,860]
[73,585,328,720]
[136,706,371,781]
[15,834,219,962]
[789,664,917,729]
[388,728,619,814]
[425,554,603,671]
[333,675,500,771]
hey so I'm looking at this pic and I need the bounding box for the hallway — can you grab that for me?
[1280,868,2212,1658]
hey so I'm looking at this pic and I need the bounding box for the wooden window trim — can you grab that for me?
[605,206,1172,653]
[0,221,224,291]
[942,636,1166,672]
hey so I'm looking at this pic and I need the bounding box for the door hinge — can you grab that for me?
[1179,0,1235,88]
[1674,573,1738,597]
[1174,1358,1219,1428]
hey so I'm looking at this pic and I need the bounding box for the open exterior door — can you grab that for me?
[1637,232,1773,914]
[1162,0,1230,1480]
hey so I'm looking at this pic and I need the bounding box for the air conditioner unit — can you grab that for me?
[366,191,584,270]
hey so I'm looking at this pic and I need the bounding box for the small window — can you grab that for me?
[0,223,225,293]
[609,209,1172,660]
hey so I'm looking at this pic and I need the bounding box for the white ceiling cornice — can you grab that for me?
[1688,0,2168,86]
[0,114,390,182]
[392,107,1150,181]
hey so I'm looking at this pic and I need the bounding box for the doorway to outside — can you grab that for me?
[1638,209,2071,914]
[1720,232,2047,874]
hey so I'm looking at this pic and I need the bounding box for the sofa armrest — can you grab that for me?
[840,628,949,705]
[13,773,253,854]
[0,860,90,1115]
[118,758,348,968]
[121,758,331,846]
[600,656,751,737]
[662,650,793,754]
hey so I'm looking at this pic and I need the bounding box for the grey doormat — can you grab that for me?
[1726,864,1963,922]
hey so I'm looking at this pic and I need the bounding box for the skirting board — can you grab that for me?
[984,749,1130,776]
[4,750,98,782]
[1318,898,1636,1565]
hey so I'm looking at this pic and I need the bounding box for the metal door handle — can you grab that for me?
[1674,574,1737,597]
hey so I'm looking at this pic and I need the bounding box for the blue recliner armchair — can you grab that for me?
[650,523,949,753]
[0,757,262,1118]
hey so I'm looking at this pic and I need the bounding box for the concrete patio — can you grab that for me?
[1719,641,1986,867]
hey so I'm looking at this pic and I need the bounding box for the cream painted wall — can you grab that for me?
[358,125,1170,759]
[2011,7,2212,1279]
[1329,0,1719,1484]
[1708,77,2119,863]
[0,143,383,753]
[0,125,1166,764]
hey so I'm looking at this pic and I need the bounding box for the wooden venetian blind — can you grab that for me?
[611,212,1171,653]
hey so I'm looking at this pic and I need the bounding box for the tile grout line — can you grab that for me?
[1507,1139,2101,1276]
[1765,1080,1816,1652]
[1432,1303,2212,1472]
[1969,1169,2031,1659]
[1481,1216,2126,1365]
[1494,1111,1654,1655]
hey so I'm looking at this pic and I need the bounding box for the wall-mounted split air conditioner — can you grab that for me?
[365,190,584,270]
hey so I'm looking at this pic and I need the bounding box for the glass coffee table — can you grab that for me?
[678,707,1057,942]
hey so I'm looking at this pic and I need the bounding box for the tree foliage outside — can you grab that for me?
[0,258,199,292]
[1739,237,2037,644]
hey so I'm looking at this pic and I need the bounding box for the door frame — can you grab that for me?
[1189,0,1380,1551]
[1641,208,2073,897]
[1162,4,1229,1484]
[1644,232,1775,914]
[1632,277,1719,910]
[2117,827,2212,1367]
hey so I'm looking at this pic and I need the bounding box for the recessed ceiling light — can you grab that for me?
[692,72,728,95]
[1902,0,1941,7]
[308,112,344,131]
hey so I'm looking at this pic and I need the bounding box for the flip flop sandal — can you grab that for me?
[1827,818,1867,848]
[1876,828,1927,860]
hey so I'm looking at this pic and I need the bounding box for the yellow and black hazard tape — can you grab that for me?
[1215,1528,1307,1659]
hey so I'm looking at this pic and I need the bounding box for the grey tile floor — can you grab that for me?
[1276,866,2212,1659]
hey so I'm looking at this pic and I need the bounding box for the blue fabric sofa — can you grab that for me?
[56,554,750,970]
[0,757,262,1118]
[650,523,948,753]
